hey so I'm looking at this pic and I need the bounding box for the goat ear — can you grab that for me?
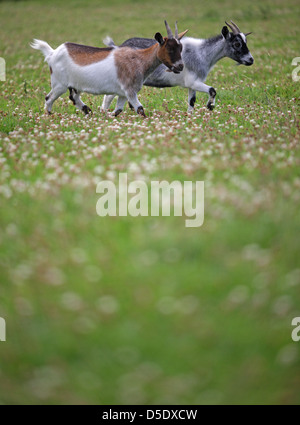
[221,26,230,39]
[155,32,165,45]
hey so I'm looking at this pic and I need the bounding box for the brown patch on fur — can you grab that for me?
[114,47,147,89]
[138,44,160,67]
[50,66,53,74]
[66,42,113,66]
[114,45,159,90]
[156,39,172,68]
[114,39,183,89]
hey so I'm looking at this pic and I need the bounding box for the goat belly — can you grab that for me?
[68,56,123,95]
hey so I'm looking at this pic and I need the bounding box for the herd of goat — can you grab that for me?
[31,20,254,117]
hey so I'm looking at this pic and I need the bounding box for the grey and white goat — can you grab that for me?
[102,21,254,113]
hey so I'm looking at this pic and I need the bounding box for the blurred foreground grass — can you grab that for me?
[0,0,300,404]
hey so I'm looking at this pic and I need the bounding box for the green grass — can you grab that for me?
[0,0,300,405]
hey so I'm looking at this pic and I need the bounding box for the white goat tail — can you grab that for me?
[30,39,54,62]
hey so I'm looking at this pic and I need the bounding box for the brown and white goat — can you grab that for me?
[30,21,187,117]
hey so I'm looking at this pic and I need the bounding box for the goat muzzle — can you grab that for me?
[170,63,184,73]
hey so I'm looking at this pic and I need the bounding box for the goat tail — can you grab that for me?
[30,39,54,62]
[103,36,117,48]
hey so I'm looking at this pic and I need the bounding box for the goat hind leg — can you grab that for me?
[45,84,67,114]
[69,88,92,115]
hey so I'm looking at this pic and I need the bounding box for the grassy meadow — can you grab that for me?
[0,0,300,404]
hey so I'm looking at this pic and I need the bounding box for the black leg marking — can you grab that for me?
[128,102,134,111]
[209,87,216,98]
[189,94,196,108]
[207,87,216,111]
[45,95,50,101]
[68,87,78,105]
[68,87,76,105]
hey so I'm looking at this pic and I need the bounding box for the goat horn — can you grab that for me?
[244,32,252,37]
[225,20,240,34]
[164,20,173,38]
[230,20,242,34]
[225,21,236,34]
[178,29,189,40]
[175,21,178,39]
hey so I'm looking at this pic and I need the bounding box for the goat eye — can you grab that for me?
[233,42,241,49]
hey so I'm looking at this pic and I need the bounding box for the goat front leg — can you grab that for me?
[188,89,197,113]
[125,92,146,117]
[187,79,217,112]
[101,94,116,112]
[114,96,127,117]
[207,87,217,111]
[102,94,135,113]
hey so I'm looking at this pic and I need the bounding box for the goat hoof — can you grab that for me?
[114,109,122,117]
[137,106,146,117]
[207,103,215,111]
[82,105,92,115]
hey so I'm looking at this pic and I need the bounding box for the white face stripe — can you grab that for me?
[240,33,247,43]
